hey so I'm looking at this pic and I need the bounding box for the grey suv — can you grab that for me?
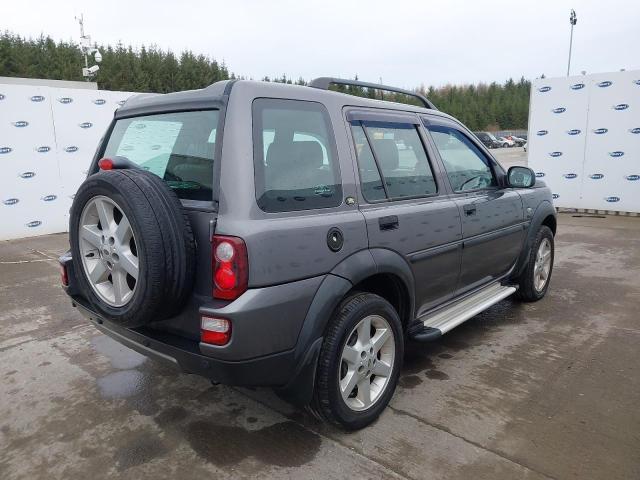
[60,78,556,430]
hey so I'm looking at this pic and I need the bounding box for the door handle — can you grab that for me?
[463,204,477,216]
[379,215,399,231]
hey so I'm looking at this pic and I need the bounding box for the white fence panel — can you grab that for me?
[0,82,135,240]
[529,70,640,213]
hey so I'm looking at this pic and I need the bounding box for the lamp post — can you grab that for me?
[567,9,577,76]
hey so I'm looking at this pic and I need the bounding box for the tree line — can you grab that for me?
[0,32,530,130]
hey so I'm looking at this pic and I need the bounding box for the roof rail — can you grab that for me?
[309,77,436,110]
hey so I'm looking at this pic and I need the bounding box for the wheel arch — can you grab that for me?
[278,248,415,406]
[513,200,557,279]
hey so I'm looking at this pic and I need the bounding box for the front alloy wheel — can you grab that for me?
[533,238,552,292]
[515,225,554,302]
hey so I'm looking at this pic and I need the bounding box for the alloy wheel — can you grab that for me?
[339,314,395,411]
[79,196,139,307]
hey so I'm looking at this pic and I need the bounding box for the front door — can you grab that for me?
[424,117,525,294]
[346,109,463,316]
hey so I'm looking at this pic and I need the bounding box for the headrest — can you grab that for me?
[372,139,399,170]
[266,140,324,170]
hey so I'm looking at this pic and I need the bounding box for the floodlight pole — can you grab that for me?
[567,9,577,76]
[76,14,89,71]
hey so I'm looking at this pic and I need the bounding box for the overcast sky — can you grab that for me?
[6,0,640,88]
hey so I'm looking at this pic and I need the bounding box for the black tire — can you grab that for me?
[311,292,404,430]
[69,169,195,327]
[515,226,554,302]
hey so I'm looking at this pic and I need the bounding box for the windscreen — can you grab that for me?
[103,110,219,201]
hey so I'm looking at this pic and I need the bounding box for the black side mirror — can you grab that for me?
[507,166,535,188]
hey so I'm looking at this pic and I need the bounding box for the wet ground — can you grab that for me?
[1,213,639,479]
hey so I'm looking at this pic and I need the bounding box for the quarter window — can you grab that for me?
[428,125,497,192]
[350,120,437,201]
[253,99,341,212]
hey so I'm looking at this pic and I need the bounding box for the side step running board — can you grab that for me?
[410,283,517,342]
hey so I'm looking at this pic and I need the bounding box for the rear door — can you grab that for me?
[423,115,525,294]
[346,108,463,316]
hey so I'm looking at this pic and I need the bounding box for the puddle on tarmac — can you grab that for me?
[184,420,321,467]
[91,335,147,370]
[97,370,147,398]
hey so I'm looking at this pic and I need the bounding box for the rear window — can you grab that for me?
[103,110,219,201]
[252,98,342,212]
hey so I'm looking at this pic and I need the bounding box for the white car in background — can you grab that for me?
[497,136,516,148]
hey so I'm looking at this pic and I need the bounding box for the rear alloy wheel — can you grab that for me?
[311,292,403,430]
[339,314,395,411]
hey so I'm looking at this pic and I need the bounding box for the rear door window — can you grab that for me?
[103,110,219,201]
[253,99,342,212]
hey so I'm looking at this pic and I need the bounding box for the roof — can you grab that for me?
[116,79,454,123]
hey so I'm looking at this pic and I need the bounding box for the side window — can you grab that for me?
[350,120,437,200]
[253,99,342,212]
[350,124,386,201]
[428,124,497,192]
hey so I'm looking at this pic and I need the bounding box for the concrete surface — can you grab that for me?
[492,146,528,170]
[1,213,638,480]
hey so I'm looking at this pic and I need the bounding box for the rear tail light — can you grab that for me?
[212,235,248,300]
[60,263,69,286]
[98,158,114,170]
[201,316,231,345]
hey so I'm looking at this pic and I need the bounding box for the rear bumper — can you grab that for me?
[73,297,299,387]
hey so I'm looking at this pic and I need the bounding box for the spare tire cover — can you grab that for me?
[69,169,196,327]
